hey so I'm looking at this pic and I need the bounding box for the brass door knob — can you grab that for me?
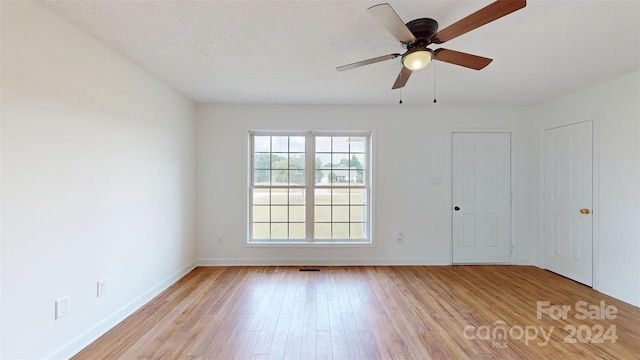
[580,208,591,215]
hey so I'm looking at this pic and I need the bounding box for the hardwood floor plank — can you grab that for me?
[363,302,409,358]
[341,312,374,359]
[231,330,261,360]
[212,313,254,359]
[178,315,225,358]
[358,330,383,360]
[300,298,318,359]
[344,277,372,332]
[198,315,238,358]
[316,330,332,360]
[72,266,640,359]
[327,298,349,359]
[315,275,331,333]
[266,313,292,360]
[252,271,288,355]
[283,279,306,359]
[335,269,354,315]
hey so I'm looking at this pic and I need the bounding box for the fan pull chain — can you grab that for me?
[399,88,403,104]
[433,61,437,104]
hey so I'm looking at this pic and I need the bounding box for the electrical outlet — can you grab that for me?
[397,232,403,243]
[55,296,70,319]
[97,279,108,297]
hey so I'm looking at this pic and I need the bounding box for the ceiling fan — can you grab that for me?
[336,0,526,89]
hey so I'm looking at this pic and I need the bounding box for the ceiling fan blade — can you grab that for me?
[432,0,526,44]
[368,3,417,43]
[434,48,493,70]
[336,53,401,72]
[392,66,413,89]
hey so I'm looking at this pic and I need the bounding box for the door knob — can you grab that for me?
[580,208,591,214]
[454,206,460,211]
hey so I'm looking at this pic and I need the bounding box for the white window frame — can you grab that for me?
[248,131,372,246]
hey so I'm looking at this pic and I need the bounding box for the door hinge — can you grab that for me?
[510,244,514,254]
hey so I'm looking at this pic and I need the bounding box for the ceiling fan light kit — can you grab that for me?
[402,47,433,71]
[337,0,527,91]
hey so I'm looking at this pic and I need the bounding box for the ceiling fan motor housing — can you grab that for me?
[402,18,438,66]
[405,18,439,46]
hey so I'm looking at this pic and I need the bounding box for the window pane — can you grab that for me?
[350,206,364,222]
[333,206,349,222]
[315,223,331,239]
[316,136,331,152]
[253,206,270,222]
[290,206,305,222]
[350,223,364,238]
[290,170,305,185]
[350,189,366,204]
[332,153,349,166]
[290,136,305,152]
[333,170,348,184]
[350,154,366,186]
[289,223,306,239]
[316,154,331,168]
[315,189,331,205]
[271,206,288,222]
[271,170,287,185]
[315,206,331,222]
[349,170,362,185]
[332,223,349,239]
[332,189,349,205]
[316,170,331,185]
[253,223,270,239]
[271,223,287,239]
[271,189,288,205]
[333,137,349,152]
[272,153,288,168]
[254,136,271,152]
[254,153,271,170]
[254,170,270,185]
[290,154,305,169]
[272,136,288,152]
[349,137,366,152]
[350,153,366,170]
[290,188,305,204]
[253,189,270,205]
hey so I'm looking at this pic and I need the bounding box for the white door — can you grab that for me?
[452,132,511,263]
[543,121,593,286]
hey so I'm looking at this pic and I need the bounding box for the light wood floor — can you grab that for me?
[73,266,640,359]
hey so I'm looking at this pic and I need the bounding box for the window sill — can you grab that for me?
[245,240,374,248]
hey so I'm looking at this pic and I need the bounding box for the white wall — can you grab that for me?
[532,71,640,306]
[196,104,535,266]
[1,2,197,359]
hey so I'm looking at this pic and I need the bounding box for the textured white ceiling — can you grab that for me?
[39,0,640,106]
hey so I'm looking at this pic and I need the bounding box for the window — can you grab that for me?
[249,132,371,244]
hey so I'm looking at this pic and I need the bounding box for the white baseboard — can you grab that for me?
[596,284,640,308]
[197,258,451,266]
[516,257,535,265]
[47,261,197,360]
[533,265,639,308]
